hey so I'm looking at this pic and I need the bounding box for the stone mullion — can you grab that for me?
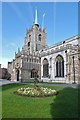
[58,61,59,77]
[61,62,62,77]
[56,61,58,77]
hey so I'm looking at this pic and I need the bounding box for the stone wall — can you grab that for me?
[21,69,32,82]
[69,52,80,84]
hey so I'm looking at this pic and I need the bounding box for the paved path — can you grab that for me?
[19,82,79,88]
[37,83,79,88]
[0,79,79,88]
[0,79,18,86]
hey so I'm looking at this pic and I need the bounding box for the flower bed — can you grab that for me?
[15,87,57,97]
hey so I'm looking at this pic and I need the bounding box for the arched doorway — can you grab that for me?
[31,69,38,78]
[55,55,64,77]
[17,69,19,81]
[43,58,49,77]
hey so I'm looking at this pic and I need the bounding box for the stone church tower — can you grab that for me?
[8,9,47,82]
[24,9,47,54]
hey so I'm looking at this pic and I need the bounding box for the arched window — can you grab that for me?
[31,69,38,78]
[38,34,41,41]
[29,35,31,41]
[43,58,49,77]
[55,55,64,77]
[28,42,30,47]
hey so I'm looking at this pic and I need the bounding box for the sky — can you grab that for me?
[1,2,78,68]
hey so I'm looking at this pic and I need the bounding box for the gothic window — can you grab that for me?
[38,34,41,41]
[55,55,64,77]
[29,35,31,41]
[28,42,30,47]
[43,58,49,77]
[31,69,37,78]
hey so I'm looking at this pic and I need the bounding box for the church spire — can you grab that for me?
[34,8,39,26]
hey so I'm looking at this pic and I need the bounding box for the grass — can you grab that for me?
[2,84,79,119]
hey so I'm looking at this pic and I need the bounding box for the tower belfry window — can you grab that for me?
[29,35,31,41]
[39,34,41,41]
[28,42,30,47]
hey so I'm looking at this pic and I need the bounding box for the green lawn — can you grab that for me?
[2,84,79,119]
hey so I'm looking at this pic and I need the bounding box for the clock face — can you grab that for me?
[15,63,20,69]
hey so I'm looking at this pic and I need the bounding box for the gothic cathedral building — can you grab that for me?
[8,9,80,84]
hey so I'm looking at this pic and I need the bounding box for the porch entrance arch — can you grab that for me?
[17,69,19,81]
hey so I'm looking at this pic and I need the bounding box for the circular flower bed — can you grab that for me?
[15,87,57,97]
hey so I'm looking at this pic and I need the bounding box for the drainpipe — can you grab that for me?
[72,56,75,83]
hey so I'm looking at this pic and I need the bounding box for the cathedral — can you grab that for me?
[8,9,80,84]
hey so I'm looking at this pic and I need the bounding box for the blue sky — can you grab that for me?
[2,2,78,68]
